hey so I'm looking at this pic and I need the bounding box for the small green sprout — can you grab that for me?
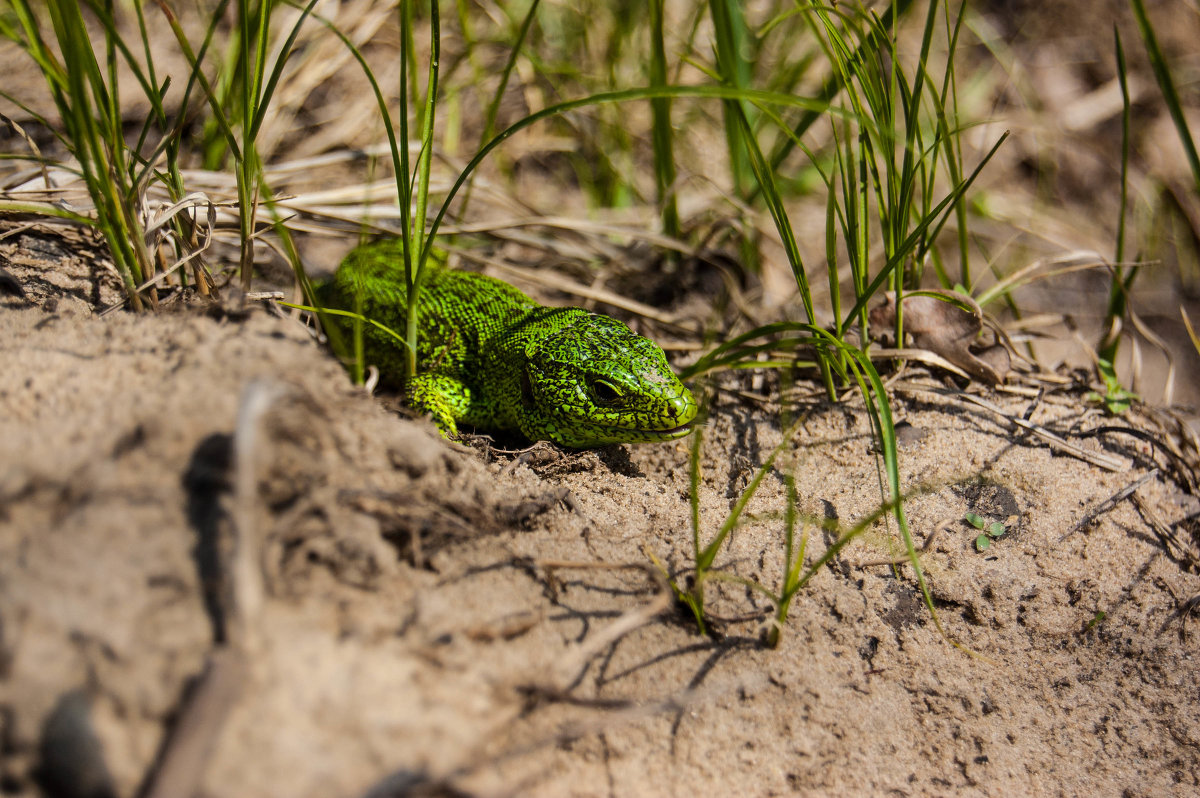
[966,512,1008,551]
[1086,358,1138,415]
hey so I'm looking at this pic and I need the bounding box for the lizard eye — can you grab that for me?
[590,378,622,403]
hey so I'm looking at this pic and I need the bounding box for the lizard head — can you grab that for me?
[520,314,698,448]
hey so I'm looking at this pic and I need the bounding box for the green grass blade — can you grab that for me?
[649,0,680,244]
[412,1,440,268]
[1114,25,1131,268]
[895,0,941,224]
[279,303,414,354]
[767,470,804,648]
[679,320,818,379]
[695,417,806,574]
[154,1,242,161]
[843,345,943,636]
[249,0,322,138]
[1100,25,1135,363]
[0,201,95,225]
[730,104,814,324]
[840,131,1009,330]
[407,0,441,379]
[456,0,540,220]
[482,0,539,146]
[396,2,414,290]
[1131,0,1200,195]
[940,1,971,286]
[708,0,754,197]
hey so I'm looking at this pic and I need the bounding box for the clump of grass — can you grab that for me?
[1,0,333,308]
[290,0,997,645]
[670,333,943,646]
[2,0,176,309]
[1102,0,1200,404]
[639,0,1001,643]
[157,0,323,294]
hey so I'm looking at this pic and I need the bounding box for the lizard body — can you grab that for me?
[318,240,697,447]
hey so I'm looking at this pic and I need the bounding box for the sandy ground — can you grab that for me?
[2,233,1199,798]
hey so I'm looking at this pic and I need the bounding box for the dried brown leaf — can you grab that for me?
[869,290,1011,384]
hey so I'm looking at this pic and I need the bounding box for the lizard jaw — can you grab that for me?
[569,419,696,446]
[643,420,695,440]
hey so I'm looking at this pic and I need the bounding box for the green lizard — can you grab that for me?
[318,239,698,448]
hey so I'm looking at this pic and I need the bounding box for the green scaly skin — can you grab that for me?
[318,240,698,447]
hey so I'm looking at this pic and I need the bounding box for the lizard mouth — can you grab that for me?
[657,421,694,435]
[631,420,695,441]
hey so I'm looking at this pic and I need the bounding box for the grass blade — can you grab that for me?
[1100,25,1136,363]
[649,0,680,244]
[1131,0,1200,195]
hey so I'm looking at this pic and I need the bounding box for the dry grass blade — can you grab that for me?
[442,215,696,255]
[868,347,973,382]
[1059,469,1162,541]
[250,2,394,161]
[1131,493,1200,575]
[535,559,673,691]
[1120,405,1200,495]
[0,112,50,185]
[140,647,248,798]
[896,384,1128,471]
[141,380,283,797]
[974,251,1112,307]
[1183,306,1200,357]
[454,251,681,327]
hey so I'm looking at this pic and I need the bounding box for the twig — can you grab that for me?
[1059,469,1160,542]
[1131,492,1200,574]
[852,519,951,567]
